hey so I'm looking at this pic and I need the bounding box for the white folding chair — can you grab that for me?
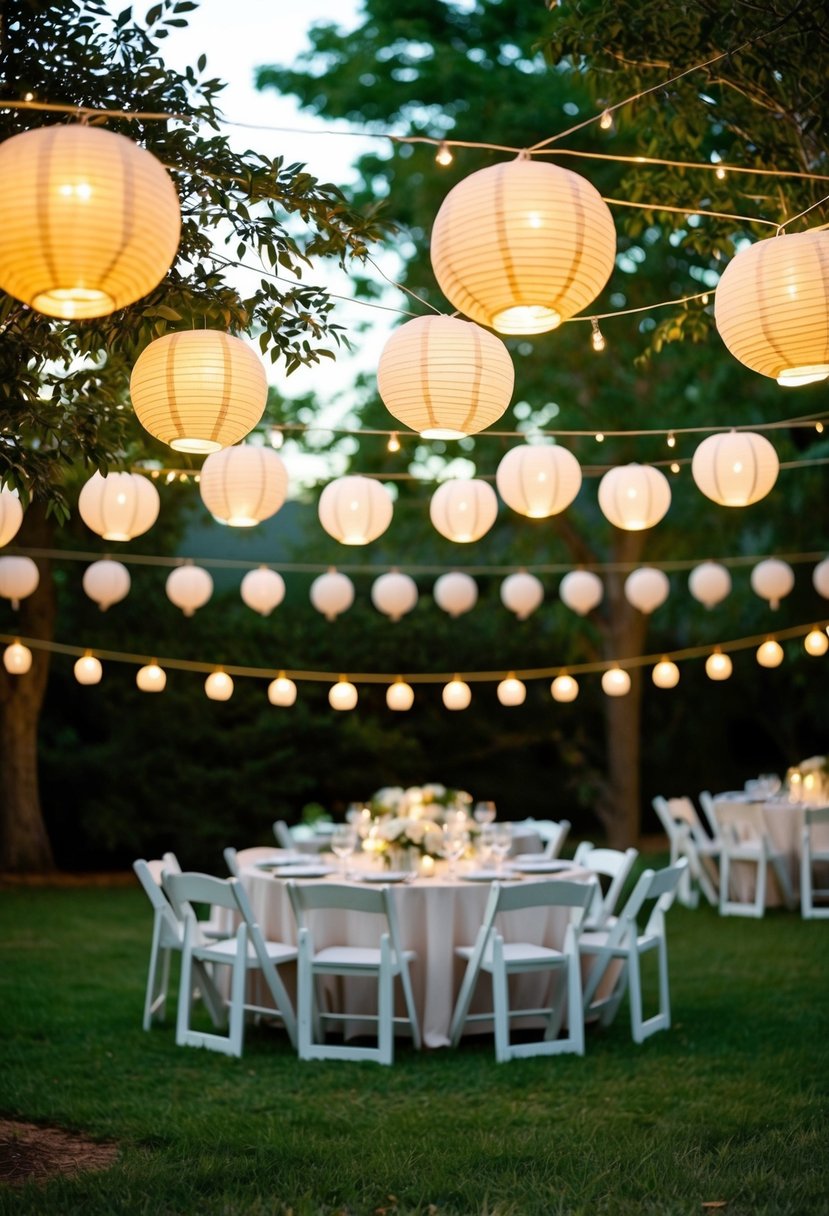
[511,818,571,862]
[164,872,298,1057]
[801,805,829,919]
[581,859,687,1044]
[698,790,725,845]
[713,800,796,917]
[224,845,289,877]
[273,820,296,849]
[449,878,595,1063]
[572,843,639,930]
[286,881,420,1065]
[652,795,719,907]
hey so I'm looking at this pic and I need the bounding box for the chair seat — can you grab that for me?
[457,942,564,966]
[580,927,660,953]
[312,944,416,969]
[195,937,297,967]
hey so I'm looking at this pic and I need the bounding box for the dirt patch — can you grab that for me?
[0,1119,118,1187]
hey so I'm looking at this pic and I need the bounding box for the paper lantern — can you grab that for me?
[497,675,526,706]
[0,556,39,609]
[3,641,32,675]
[496,444,582,518]
[310,570,355,621]
[377,315,514,438]
[551,674,579,703]
[652,659,680,689]
[443,678,471,710]
[689,562,732,609]
[318,476,393,545]
[601,667,631,697]
[559,570,603,616]
[750,559,794,610]
[500,572,544,620]
[692,431,779,507]
[813,557,829,599]
[705,651,733,681]
[268,675,297,706]
[136,663,166,693]
[804,629,829,657]
[434,571,478,617]
[78,471,160,542]
[430,479,498,543]
[371,571,418,621]
[74,653,102,685]
[199,446,288,526]
[598,464,671,531]
[241,568,286,617]
[0,124,180,319]
[0,487,23,548]
[131,331,268,454]
[329,679,358,711]
[624,568,670,615]
[430,158,616,334]
[756,640,784,668]
[205,670,234,701]
[714,230,829,386]
[387,680,415,711]
[166,565,213,617]
[82,560,130,611]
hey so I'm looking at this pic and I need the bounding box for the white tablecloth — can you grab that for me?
[712,795,821,906]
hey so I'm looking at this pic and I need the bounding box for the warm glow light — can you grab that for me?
[82,560,130,612]
[435,142,454,167]
[624,567,670,615]
[601,667,631,697]
[750,558,794,611]
[497,675,526,706]
[430,479,498,543]
[371,571,418,621]
[705,651,733,681]
[756,639,784,668]
[559,569,603,616]
[500,572,544,620]
[0,486,23,548]
[551,674,579,702]
[199,445,288,526]
[688,561,732,609]
[166,565,214,617]
[240,567,286,617]
[268,674,297,706]
[78,471,160,542]
[691,431,779,506]
[329,679,358,711]
[3,641,32,675]
[433,571,478,617]
[136,663,166,693]
[652,659,680,689]
[386,680,415,711]
[310,569,355,620]
[318,475,393,545]
[598,464,671,531]
[74,653,102,685]
[443,678,472,710]
[495,444,582,518]
[804,629,829,656]
[205,670,234,701]
[812,557,829,599]
[0,555,39,609]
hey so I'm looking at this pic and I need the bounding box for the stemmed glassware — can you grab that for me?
[441,823,469,878]
[490,823,513,874]
[473,800,497,826]
[331,824,359,880]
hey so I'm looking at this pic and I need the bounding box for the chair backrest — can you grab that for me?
[273,820,295,849]
[224,845,279,877]
[653,795,709,844]
[490,877,595,919]
[224,847,239,877]
[572,843,639,924]
[133,859,181,941]
[287,881,406,959]
[164,871,238,917]
[804,805,829,851]
[608,859,687,945]
[710,799,765,844]
[698,791,721,840]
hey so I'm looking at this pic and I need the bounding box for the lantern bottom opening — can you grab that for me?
[213,515,258,528]
[491,304,561,335]
[420,426,467,440]
[101,531,131,542]
[32,285,115,319]
[170,437,224,454]
[776,364,829,387]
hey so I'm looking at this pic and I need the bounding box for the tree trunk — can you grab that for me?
[0,507,56,872]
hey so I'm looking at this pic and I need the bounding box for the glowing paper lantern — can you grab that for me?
[131,331,268,454]
[82,560,130,611]
[714,230,829,386]
[691,432,779,506]
[205,670,234,701]
[166,565,213,617]
[813,557,829,599]
[430,158,616,335]
[329,679,358,711]
[559,570,603,616]
[268,675,297,706]
[240,568,286,617]
[434,572,478,617]
[0,556,39,609]
[601,667,631,697]
[387,680,415,711]
[3,641,32,675]
[750,559,794,610]
[688,562,732,609]
[78,471,160,542]
[310,570,355,621]
[136,663,166,693]
[318,476,393,545]
[551,674,579,703]
[199,446,288,526]
[74,653,102,685]
[497,675,526,706]
[652,659,680,689]
[598,464,671,531]
[443,678,472,710]
[624,568,670,615]
[0,124,180,319]
[756,640,784,668]
[377,315,514,438]
[430,479,498,543]
[705,651,733,681]
[496,444,582,518]
[371,571,418,621]
[804,629,829,656]
[0,487,23,548]
[500,572,544,620]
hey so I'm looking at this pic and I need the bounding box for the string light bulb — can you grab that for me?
[74,652,102,686]
[551,674,579,703]
[599,109,614,131]
[756,639,784,668]
[804,629,829,657]
[666,432,676,448]
[705,650,732,681]
[3,640,32,675]
[268,673,297,707]
[590,318,606,352]
[652,659,680,689]
[136,662,166,693]
[329,678,358,711]
[387,431,401,453]
[435,142,454,167]
[386,679,415,712]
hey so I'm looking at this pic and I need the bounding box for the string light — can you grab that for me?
[666,432,676,448]
[817,422,825,434]
[599,109,614,131]
[595,432,605,443]
[715,166,727,180]
[670,461,681,474]
[590,318,606,352]
[387,432,401,453]
[435,142,453,167]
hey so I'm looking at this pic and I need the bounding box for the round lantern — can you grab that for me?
[3,641,32,675]
[268,674,297,706]
[652,659,680,689]
[430,479,498,543]
[386,679,415,712]
[430,157,616,335]
[371,571,418,621]
[377,315,514,438]
[329,679,358,711]
[443,678,472,710]
[813,557,829,599]
[205,670,234,701]
[82,560,130,611]
[78,471,160,542]
[241,568,286,617]
[500,572,544,620]
[131,331,268,454]
[598,464,671,531]
[199,446,288,526]
[0,556,39,609]
[756,639,784,668]
[624,567,670,615]
[689,561,732,609]
[750,559,794,610]
[497,675,526,706]
[136,663,166,693]
[0,487,23,548]
[496,444,582,518]
[551,674,579,703]
[318,476,393,545]
[705,651,733,681]
[166,565,213,617]
[691,431,779,506]
[601,667,631,697]
[434,571,478,617]
[310,569,355,621]
[714,229,829,386]
[74,653,102,685]
[804,629,829,656]
[559,570,603,616]
[0,124,180,319]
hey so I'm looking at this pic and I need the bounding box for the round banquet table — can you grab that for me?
[712,794,824,905]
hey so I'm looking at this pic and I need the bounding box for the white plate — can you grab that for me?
[253,855,306,869]
[515,860,573,874]
[360,871,411,884]
[273,865,335,879]
[462,869,502,882]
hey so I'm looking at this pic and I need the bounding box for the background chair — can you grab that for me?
[572,843,639,929]
[652,795,719,907]
[698,790,726,845]
[224,845,287,877]
[273,820,296,850]
[511,818,571,861]
[801,805,829,919]
[713,800,795,917]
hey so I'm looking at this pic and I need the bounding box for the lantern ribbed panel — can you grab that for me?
[240,568,285,616]
[688,561,732,608]
[78,471,160,541]
[131,331,268,454]
[82,559,131,611]
[430,159,616,335]
[624,567,670,614]
[500,572,544,620]
[430,479,498,543]
[496,444,581,517]
[691,432,779,506]
[318,476,393,545]
[434,571,478,616]
[0,489,23,548]
[598,464,671,531]
[310,570,355,620]
[0,125,180,319]
[715,230,829,383]
[200,446,288,526]
[166,565,213,616]
[0,556,40,605]
[559,570,603,616]
[377,315,514,438]
[371,572,418,620]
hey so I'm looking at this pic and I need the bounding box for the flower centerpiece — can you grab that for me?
[365,783,473,869]
[786,755,828,804]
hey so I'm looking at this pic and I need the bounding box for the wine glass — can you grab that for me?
[331,824,358,880]
[477,824,497,868]
[490,823,513,874]
[474,800,497,826]
[441,824,469,878]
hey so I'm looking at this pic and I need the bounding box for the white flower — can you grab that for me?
[800,755,827,772]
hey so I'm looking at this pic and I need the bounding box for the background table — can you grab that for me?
[712,795,819,906]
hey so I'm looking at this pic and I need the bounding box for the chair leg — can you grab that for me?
[628,945,645,1043]
[490,937,510,1063]
[801,848,812,918]
[754,853,767,917]
[143,915,165,1030]
[377,937,393,1066]
[398,959,421,1050]
[297,930,315,1060]
[228,952,247,1058]
[175,929,195,1047]
[567,945,585,1056]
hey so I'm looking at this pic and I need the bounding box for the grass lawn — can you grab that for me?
[0,878,827,1215]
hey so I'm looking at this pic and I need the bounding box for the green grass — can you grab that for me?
[0,883,828,1215]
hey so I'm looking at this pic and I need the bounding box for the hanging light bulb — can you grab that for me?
[551,674,579,702]
[756,639,784,668]
[559,569,603,616]
[268,674,297,707]
[82,560,131,611]
[433,571,478,617]
[599,108,614,130]
[0,556,39,609]
[205,670,234,701]
[652,659,680,689]
[329,678,358,711]
[705,650,733,681]
[497,674,526,706]
[750,559,794,611]
[310,569,355,621]
[240,567,286,617]
[3,641,32,675]
[74,652,102,686]
[804,629,829,656]
[166,565,214,617]
[688,561,732,609]
[435,141,454,167]
[442,677,472,710]
[386,679,415,711]
[387,432,401,453]
[500,571,544,620]
[590,318,606,352]
[601,667,631,696]
[136,663,167,693]
[0,486,23,548]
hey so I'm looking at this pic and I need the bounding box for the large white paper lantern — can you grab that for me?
[500,572,544,620]
[624,567,670,615]
[804,629,829,657]
[430,479,498,543]
[3,641,32,675]
[82,560,130,611]
[430,158,616,335]
[652,659,680,689]
[377,315,514,438]
[0,556,39,609]
[199,446,288,526]
[166,565,213,617]
[78,471,160,542]
[691,432,779,507]
[601,666,631,697]
[714,230,829,386]
[74,653,102,685]
[756,639,784,668]
[496,444,582,518]
[310,569,355,621]
[205,670,234,701]
[812,557,829,599]
[497,675,526,706]
[598,464,671,531]
[386,679,415,711]
[268,675,297,706]
[705,651,733,681]
[559,570,603,616]
[0,487,23,548]
[443,678,472,710]
[136,663,167,693]
[0,124,180,319]
[750,559,794,610]
[318,475,393,545]
[131,331,268,454]
[434,571,478,617]
[688,562,732,609]
[551,674,579,702]
[371,571,418,621]
[329,678,358,711]
[240,568,286,617]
